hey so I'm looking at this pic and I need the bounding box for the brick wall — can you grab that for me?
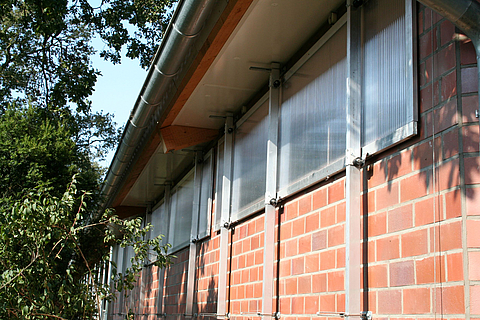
[108,3,479,319]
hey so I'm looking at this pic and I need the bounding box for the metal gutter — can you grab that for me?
[101,0,221,208]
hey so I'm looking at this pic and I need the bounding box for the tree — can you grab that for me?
[0,176,172,319]
[0,0,176,110]
[0,105,173,319]
[0,0,178,318]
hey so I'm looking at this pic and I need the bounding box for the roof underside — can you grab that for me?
[117,0,344,208]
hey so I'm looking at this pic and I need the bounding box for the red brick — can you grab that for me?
[297,275,311,294]
[435,220,462,251]
[388,204,413,232]
[440,20,455,46]
[310,231,326,254]
[313,187,327,210]
[446,252,464,282]
[368,211,387,237]
[434,44,456,79]
[279,259,291,277]
[388,150,412,180]
[463,125,480,153]
[377,290,402,314]
[467,219,480,247]
[435,285,465,314]
[292,217,305,237]
[444,189,462,219]
[291,296,304,314]
[305,295,319,314]
[401,172,429,202]
[320,249,336,271]
[368,263,388,288]
[279,297,291,314]
[420,85,433,113]
[298,234,311,254]
[305,253,319,273]
[390,260,415,287]
[299,195,312,216]
[291,257,304,275]
[465,157,480,184]
[280,221,292,241]
[441,70,457,102]
[462,66,479,94]
[434,100,458,134]
[413,141,434,170]
[321,206,336,228]
[376,235,400,261]
[471,285,480,314]
[437,158,460,191]
[469,251,480,280]
[402,228,429,257]
[419,58,433,87]
[328,180,345,204]
[462,95,479,123]
[336,247,345,268]
[337,202,346,223]
[312,273,327,293]
[328,224,344,247]
[319,294,336,312]
[415,196,442,226]
[443,128,459,159]
[328,271,344,292]
[466,188,480,216]
[367,161,387,189]
[376,182,399,211]
[419,29,433,59]
[403,288,431,314]
[306,211,319,233]
[461,40,477,65]
[285,202,298,221]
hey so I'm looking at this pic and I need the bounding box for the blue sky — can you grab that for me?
[90,38,147,168]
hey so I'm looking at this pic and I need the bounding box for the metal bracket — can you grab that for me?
[346,149,365,168]
[361,311,372,320]
[223,221,233,230]
[475,109,479,118]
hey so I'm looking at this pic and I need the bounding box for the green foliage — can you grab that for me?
[0,178,172,320]
[0,1,178,318]
[0,0,177,110]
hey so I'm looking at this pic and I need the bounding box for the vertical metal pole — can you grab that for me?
[345,2,362,319]
[186,152,203,318]
[217,116,234,319]
[262,63,280,320]
[157,183,172,317]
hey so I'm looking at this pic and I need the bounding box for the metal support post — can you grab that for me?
[345,3,362,319]
[217,116,234,319]
[186,152,203,318]
[262,62,281,320]
[156,183,172,317]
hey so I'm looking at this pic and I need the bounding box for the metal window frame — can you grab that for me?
[276,14,348,199]
[217,116,234,319]
[360,0,418,156]
[197,149,214,240]
[229,92,269,223]
[213,136,225,231]
[169,167,196,252]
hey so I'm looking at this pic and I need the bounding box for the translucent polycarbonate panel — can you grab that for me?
[198,153,213,239]
[231,99,269,219]
[151,201,169,246]
[278,25,347,195]
[362,0,415,150]
[214,140,224,230]
[123,244,135,272]
[172,170,194,249]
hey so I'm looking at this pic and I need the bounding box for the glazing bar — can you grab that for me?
[262,63,280,320]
